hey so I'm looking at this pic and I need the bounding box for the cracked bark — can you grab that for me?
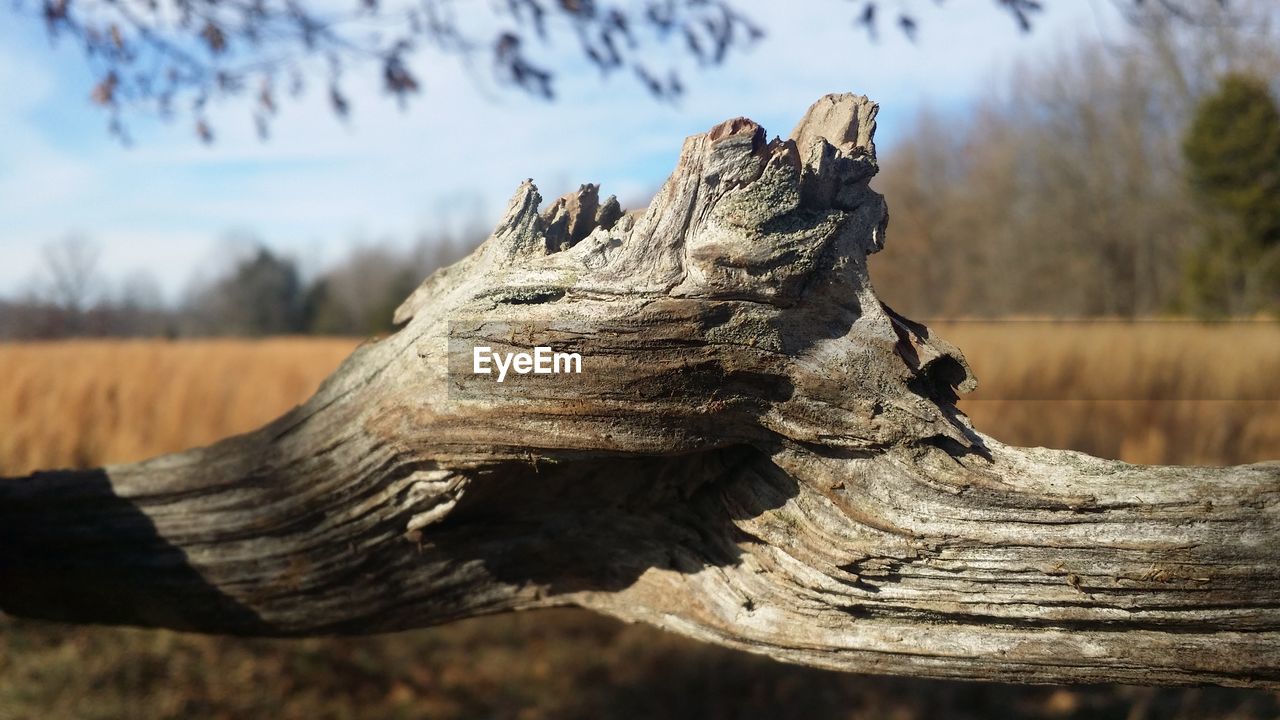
[2,93,1278,688]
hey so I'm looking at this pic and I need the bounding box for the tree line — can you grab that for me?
[0,233,478,340]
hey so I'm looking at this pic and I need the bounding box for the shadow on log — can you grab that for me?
[2,93,1278,688]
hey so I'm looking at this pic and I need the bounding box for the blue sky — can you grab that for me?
[0,0,1123,302]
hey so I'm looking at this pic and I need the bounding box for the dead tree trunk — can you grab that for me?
[2,94,1278,688]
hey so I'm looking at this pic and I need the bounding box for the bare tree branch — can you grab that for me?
[12,0,1249,143]
[2,94,1277,687]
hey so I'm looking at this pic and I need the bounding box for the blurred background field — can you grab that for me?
[932,320,1280,466]
[0,338,356,475]
[1,325,1277,719]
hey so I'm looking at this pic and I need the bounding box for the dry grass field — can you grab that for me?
[936,320,1280,466]
[1,323,1276,475]
[0,338,360,476]
[1,323,1278,719]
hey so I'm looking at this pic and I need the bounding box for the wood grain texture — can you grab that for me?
[2,93,1277,688]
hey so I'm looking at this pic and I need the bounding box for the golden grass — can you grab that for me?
[0,337,359,476]
[1,323,1276,475]
[938,320,1280,466]
[1,325,1277,718]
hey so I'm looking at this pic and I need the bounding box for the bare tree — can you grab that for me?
[27,235,106,336]
[39,235,102,317]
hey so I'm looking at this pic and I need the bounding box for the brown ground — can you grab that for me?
[1,323,1277,719]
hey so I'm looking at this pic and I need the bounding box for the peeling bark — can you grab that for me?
[2,93,1278,688]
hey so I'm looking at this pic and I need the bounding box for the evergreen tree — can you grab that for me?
[1182,73,1280,314]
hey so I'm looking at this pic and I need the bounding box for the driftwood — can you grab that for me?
[2,94,1278,688]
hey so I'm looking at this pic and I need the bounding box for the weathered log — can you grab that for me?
[2,93,1278,688]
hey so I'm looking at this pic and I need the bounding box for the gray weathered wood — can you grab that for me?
[2,93,1278,688]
